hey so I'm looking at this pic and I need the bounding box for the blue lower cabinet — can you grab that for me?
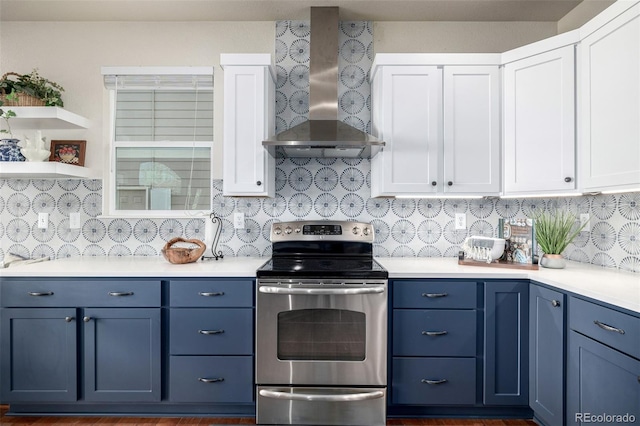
[484,281,529,406]
[529,285,565,426]
[83,308,161,402]
[392,357,476,405]
[169,356,253,403]
[567,331,640,425]
[0,308,78,402]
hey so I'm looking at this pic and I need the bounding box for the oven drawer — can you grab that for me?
[169,279,254,307]
[169,308,253,355]
[257,386,386,426]
[393,309,477,356]
[392,357,477,405]
[569,297,640,359]
[169,355,253,403]
[393,280,477,309]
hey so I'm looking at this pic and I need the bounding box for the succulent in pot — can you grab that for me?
[533,209,589,269]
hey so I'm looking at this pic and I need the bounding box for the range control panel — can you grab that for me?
[270,220,374,242]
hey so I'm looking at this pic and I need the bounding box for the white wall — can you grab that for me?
[0,21,275,178]
[373,21,558,53]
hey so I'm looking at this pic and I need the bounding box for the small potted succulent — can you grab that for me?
[533,209,589,269]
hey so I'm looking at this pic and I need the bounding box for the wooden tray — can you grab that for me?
[458,257,539,270]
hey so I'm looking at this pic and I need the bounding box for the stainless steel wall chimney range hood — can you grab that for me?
[263,7,385,158]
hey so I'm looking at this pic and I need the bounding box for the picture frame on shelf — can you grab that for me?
[49,140,86,166]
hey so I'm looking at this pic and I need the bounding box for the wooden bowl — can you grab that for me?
[161,237,206,264]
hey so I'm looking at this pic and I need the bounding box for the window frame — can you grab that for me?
[101,66,214,219]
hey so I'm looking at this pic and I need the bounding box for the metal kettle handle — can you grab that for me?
[258,389,384,402]
[258,286,385,295]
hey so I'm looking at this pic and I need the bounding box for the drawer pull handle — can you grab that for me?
[28,291,54,296]
[198,329,225,335]
[65,316,74,322]
[198,377,224,383]
[551,300,561,307]
[108,291,134,297]
[421,379,447,385]
[198,292,225,297]
[83,316,92,322]
[422,292,448,298]
[422,331,448,336]
[594,320,625,334]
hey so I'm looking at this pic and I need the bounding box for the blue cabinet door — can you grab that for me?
[529,285,565,426]
[83,308,161,402]
[567,330,640,425]
[484,281,529,406]
[0,308,77,402]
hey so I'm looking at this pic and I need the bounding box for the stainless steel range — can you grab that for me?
[255,220,388,426]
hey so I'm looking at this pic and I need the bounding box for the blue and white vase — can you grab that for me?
[0,138,26,161]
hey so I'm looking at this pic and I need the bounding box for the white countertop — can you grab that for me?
[2,255,639,314]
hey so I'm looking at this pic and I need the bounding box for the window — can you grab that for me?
[102,67,214,217]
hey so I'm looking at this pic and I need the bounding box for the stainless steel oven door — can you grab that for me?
[256,279,387,387]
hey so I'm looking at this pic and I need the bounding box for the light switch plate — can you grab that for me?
[233,212,245,229]
[37,212,49,229]
[455,213,466,230]
[580,213,590,232]
[69,212,81,229]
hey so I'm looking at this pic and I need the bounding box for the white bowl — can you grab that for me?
[465,236,506,261]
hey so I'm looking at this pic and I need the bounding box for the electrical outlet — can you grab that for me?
[580,213,590,232]
[455,213,466,230]
[233,212,245,229]
[69,212,81,229]
[37,212,49,229]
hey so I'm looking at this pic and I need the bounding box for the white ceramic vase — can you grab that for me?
[539,253,566,269]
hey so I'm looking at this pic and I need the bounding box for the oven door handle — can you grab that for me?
[258,286,385,295]
[259,389,385,402]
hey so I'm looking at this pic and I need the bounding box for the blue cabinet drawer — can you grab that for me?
[393,280,477,309]
[170,308,253,355]
[392,357,476,405]
[169,356,253,403]
[393,309,477,356]
[169,279,254,307]
[569,297,640,359]
[1,278,161,307]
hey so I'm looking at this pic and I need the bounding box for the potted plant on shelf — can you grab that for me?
[533,209,588,269]
[0,68,65,107]
[0,93,25,162]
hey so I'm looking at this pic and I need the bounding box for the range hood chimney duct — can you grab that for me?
[263,7,384,158]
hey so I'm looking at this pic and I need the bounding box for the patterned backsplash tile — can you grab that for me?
[1,20,638,273]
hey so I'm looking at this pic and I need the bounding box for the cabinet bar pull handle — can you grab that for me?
[422,330,448,336]
[28,291,53,296]
[422,292,448,298]
[551,300,560,307]
[83,316,91,322]
[594,320,625,334]
[65,316,74,322]
[198,291,225,297]
[198,377,224,383]
[421,379,447,385]
[198,329,225,335]
[108,291,134,296]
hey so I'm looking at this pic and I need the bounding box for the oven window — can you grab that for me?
[277,309,366,361]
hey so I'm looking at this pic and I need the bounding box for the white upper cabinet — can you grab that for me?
[443,66,501,195]
[221,54,275,197]
[579,2,640,192]
[371,64,442,197]
[370,55,501,197]
[503,44,576,195]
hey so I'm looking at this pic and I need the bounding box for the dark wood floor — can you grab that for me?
[1,406,536,426]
